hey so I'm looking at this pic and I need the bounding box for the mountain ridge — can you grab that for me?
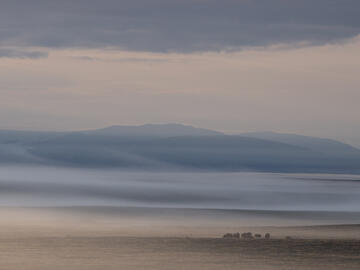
[83,123,224,137]
[0,124,359,173]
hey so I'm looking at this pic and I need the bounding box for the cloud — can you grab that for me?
[71,55,170,63]
[0,48,48,59]
[0,0,359,52]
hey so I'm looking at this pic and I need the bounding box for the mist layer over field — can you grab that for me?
[1,167,359,269]
[1,166,359,212]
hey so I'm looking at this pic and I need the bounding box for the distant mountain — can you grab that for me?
[242,132,360,157]
[84,124,223,137]
[0,130,63,144]
[0,125,359,173]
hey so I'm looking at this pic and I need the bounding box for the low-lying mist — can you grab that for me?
[1,166,359,212]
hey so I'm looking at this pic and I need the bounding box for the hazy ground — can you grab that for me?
[1,168,359,269]
[0,207,359,270]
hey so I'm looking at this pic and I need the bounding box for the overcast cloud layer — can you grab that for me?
[1,0,360,52]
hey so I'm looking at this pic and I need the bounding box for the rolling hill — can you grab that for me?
[0,124,359,173]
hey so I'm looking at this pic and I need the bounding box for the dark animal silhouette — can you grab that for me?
[241,232,254,239]
[223,232,241,239]
[223,233,233,239]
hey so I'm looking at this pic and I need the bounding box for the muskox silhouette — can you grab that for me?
[223,232,271,240]
[222,232,240,239]
[241,232,254,239]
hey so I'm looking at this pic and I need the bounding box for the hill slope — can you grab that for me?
[0,125,359,173]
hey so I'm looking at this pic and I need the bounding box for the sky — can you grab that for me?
[1,0,360,147]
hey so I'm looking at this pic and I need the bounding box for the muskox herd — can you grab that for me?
[222,232,271,239]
